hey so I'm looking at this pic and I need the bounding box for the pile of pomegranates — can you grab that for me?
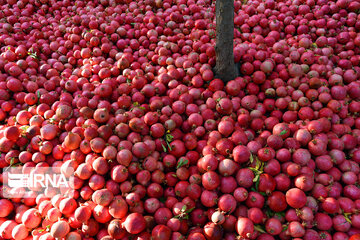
[0,0,360,239]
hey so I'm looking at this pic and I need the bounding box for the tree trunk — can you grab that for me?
[214,0,237,83]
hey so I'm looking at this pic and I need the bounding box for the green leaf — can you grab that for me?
[38,225,51,233]
[161,143,167,152]
[254,225,266,233]
[9,158,15,166]
[181,205,187,212]
[165,134,174,143]
[344,213,352,224]
[185,207,195,214]
[275,212,285,218]
[166,141,172,151]
[255,178,260,191]
[255,158,262,170]
[249,153,254,164]
[248,167,259,173]
[249,158,264,175]
[253,174,260,183]
[172,174,177,178]
[280,129,288,136]
[177,158,189,169]
[259,162,264,172]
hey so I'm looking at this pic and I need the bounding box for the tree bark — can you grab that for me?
[214,0,237,83]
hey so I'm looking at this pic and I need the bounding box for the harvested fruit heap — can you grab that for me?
[0,0,360,239]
